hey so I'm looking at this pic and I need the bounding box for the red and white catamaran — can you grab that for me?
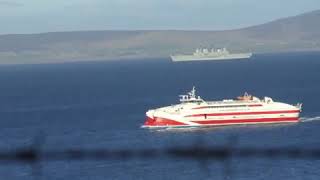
[143,87,302,128]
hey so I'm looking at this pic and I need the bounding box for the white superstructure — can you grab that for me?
[143,87,302,128]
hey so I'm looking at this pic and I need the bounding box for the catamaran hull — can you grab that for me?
[143,110,300,128]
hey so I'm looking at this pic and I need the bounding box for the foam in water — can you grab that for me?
[300,116,320,122]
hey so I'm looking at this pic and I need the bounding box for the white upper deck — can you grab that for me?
[179,87,273,106]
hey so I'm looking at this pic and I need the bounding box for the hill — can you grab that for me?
[0,10,320,64]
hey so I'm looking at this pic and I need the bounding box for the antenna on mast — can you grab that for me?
[188,86,196,98]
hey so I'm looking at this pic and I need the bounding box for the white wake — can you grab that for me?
[300,116,320,122]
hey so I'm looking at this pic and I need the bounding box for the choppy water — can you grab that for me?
[0,52,319,179]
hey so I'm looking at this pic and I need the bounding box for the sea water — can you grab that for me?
[0,52,319,179]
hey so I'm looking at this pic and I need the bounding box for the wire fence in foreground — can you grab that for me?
[0,134,319,180]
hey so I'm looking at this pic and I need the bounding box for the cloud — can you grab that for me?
[0,1,23,7]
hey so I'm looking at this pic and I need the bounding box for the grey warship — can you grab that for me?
[170,48,252,62]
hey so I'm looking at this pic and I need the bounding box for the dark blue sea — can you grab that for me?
[0,52,320,180]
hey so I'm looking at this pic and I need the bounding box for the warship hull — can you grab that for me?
[171,53,252,62]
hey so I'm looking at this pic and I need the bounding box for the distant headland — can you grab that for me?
[0,10,320,64]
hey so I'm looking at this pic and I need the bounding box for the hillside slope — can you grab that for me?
[0,10,320,64]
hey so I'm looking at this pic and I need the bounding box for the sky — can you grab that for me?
[0,0,320,35]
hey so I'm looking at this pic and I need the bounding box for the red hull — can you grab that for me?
[144,117,187,126]
[143,116,299,127]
